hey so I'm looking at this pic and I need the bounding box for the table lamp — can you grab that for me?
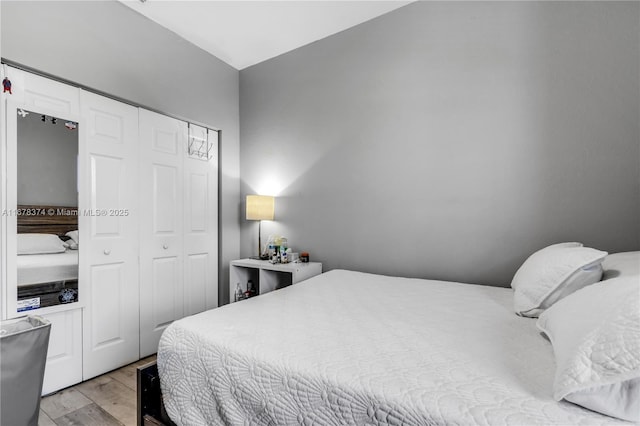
[246,195,275,259]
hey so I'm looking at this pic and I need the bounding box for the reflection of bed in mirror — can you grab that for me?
[16,204,79,311]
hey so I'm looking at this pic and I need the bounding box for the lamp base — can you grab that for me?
[249,254,270,261]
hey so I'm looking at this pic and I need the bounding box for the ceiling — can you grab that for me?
[119,1,413,70]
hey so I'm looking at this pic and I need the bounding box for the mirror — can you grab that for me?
[15,109,79,311]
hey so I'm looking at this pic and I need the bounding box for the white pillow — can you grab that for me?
[65,230,79,245]
[511,242,607,317]
[66,239,78,250]
[17,233,67,255]
[537,276,640,422]
[602,251,640,280]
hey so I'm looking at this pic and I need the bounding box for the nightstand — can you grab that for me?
[229,259,322,303]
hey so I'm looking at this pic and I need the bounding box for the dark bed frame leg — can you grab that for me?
[137,361,177,426]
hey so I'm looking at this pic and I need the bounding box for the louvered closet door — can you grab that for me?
[183,126,219,315]
[139,109,186,357]
[80,91,139,379]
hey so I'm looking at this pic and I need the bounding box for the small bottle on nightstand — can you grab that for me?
[235,283,243,302]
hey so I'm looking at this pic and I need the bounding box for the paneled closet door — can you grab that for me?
[139,109,186,357]
[40,309,83,395]
[2,67,81,319]
[80,91,140,379]
[184,126,219,315]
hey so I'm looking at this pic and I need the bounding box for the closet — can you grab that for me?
[0,66,219,394]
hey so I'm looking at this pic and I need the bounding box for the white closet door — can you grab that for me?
[41,308,82,395]
[3,68,81,319]
[80,91,140,379]
[183,126,219,315]
[139,109,186,357]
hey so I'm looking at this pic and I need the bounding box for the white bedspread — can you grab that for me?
[17,250,78,286]
[158,270,626,425]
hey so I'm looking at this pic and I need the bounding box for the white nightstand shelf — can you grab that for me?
[230,259,322,303]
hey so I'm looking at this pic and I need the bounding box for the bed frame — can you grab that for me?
[137,361,176,426]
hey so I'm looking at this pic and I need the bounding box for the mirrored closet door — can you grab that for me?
[3,67,85,394]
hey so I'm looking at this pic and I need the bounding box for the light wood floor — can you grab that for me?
[38,355,157,426]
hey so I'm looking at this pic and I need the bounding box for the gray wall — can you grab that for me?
[240,1,640,286]
[1,0,240,304]
[17,111,78,207]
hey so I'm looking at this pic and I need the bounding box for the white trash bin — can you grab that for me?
[0,315,51,426]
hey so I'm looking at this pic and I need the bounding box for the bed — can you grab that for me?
[158,260,638,425]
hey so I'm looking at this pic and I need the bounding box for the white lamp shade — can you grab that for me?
[246,195,275,221]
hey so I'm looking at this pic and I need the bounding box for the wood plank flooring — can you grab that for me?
[38,355,157,426]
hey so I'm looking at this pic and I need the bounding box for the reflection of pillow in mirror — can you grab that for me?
[65,230,79,245]
[18,233,67,255]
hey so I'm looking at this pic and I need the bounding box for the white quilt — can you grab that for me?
[158,270,626,425]
[17,250,79,286]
